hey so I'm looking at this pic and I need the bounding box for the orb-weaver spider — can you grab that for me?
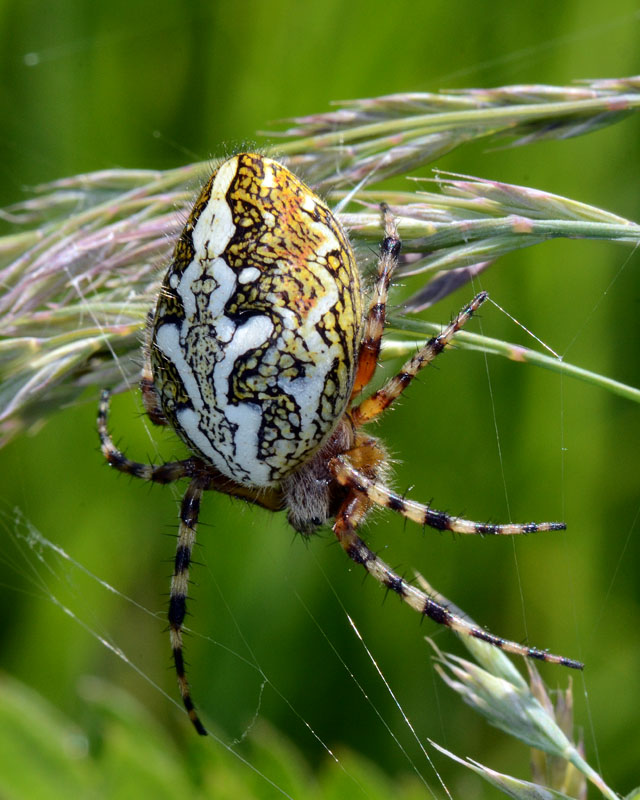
[98,153,581,735]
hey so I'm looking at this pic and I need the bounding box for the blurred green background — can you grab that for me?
[1,1,639,797]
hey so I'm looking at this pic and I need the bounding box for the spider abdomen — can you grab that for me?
[150,154,363,487]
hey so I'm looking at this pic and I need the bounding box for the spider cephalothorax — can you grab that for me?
[98,153,581,735]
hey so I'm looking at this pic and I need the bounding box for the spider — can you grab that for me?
[98,152,582,735]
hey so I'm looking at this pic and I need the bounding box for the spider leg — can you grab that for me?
[99,388,208,732]
[98,389,196,482]
[100,389,285,511]
[350,204,401,400]
[351,291,488,425]
[330,455,566,534]
[332,488,582,669]
[140,313,168,426]
[169,479,208,735]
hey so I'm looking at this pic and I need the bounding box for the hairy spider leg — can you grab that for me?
[350,204,402,399]
[330,456,566,535]
[331,483,583,670]
[98,389,286,735]
[140,314,168,426]
[350,291,488,425]
[98,390,208,732]
[99,390,285,511]
[169,480,208,735]
[98,390,194,483]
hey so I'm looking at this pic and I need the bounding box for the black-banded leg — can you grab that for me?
[98,389,196,483]
[169,480,208,735]
[351,292,488,426]
[99,389,208,732]
[332,488,583,670]
[330,456,566,535]
[100,389,286,511]
[350,203,402,400]
[140,319,168,426]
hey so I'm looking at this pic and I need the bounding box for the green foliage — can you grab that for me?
[0,675,428,800]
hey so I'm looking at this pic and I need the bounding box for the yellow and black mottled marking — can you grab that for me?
[150,153,363,487]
